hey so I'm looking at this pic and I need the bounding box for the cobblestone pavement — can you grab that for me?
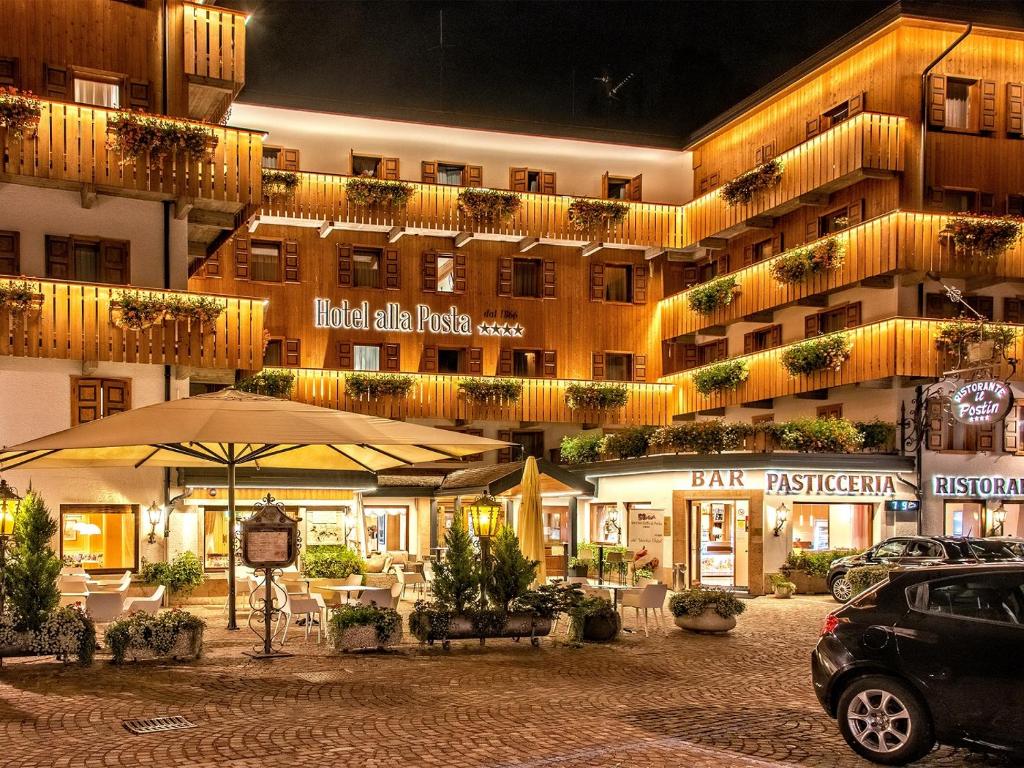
[0,596,1013,768]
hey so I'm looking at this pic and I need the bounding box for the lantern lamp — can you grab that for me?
[467,494,501,541]
[772,502,790,537]
[992,501,1008,536]
[146,501,163,544]
[0,478,20,538]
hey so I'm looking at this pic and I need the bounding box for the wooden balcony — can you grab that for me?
[0,279,265,370]
[260,173,685,251]
[681,113,906,249]
[660,211,1024,339]
[183,2,247,122]
[288,370,673,426]
[661,318,1024,416]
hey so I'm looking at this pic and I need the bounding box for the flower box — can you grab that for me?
[104,609,205,664]
[333,623,403,652]
[673,609,736,634]
[118,626,203,662]
[411,609,552,649]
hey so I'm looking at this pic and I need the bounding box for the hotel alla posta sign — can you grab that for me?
[313,299,525,337]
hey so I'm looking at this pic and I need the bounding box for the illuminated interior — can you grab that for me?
[60,505,137,573]
[791,503,873,551]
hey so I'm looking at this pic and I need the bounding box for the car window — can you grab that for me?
[874,540,907,558]
[907,574,1024,625]
[904,541,944,558]
[968,541,1018,561]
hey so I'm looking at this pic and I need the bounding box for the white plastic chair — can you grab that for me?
[59,575,90,593]
[60,566,87,577]
[393,564,426,600]
[620,583,668,637]
[387,582,403,609]
[124,585,165,616]
[281,589,327,644]
[422,559,436,594]
[86,589,127,623]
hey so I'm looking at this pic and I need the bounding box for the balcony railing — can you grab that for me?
[661,317,1024,415]
[682,113,906,248]
[0,279,265,370]
[660,211,1024,339]
[183,2,246,86]
[261,173,685,249]
[0,99,262,207]
[288,370,673,426]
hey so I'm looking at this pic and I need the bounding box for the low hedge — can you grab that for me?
[781,549,860,579]
[302,546,365,579]
[846,564,895,595]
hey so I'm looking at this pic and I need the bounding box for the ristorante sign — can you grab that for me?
[949,379,1013,426]
[766,471,897,496]
[313,299,525,337]
[933,475,1024,498]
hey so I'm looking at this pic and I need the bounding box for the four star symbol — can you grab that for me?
[477,321,524,337]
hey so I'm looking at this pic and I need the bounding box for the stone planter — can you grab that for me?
[569,564,590,578]
[773,584,796,599]
[423,611,552,649]
[784,571,828,595]
[333,623,403,652]
[119,627,204,662]
[673,609,737,634]
[579,612,620,642]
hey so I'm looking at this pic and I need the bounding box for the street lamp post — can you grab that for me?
[467,494,501,604]
[0,478,23,617]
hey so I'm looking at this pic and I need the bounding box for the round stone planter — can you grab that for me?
[673,610,737,634]
[773,585,795,599]
[333,624,403,653]
[579,612,620,642]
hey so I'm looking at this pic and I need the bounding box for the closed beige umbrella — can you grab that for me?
[515,455,546,584]
[1,389,508,628]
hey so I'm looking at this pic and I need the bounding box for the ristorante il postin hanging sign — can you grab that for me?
[313,299,525,337]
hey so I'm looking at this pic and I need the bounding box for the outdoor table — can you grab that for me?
[595,581,632,611]
[319,585,391,606]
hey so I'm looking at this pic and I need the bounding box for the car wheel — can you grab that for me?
[837,676,933,766]
[830,574,854,602]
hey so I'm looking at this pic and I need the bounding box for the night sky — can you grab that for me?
[221,1,899,145]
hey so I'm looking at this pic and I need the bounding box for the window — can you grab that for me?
[746,325,782,353]
[944,500,984,537]
[790,503,873,552]
[513,350,542,378]
[605,176,630,200]
[945,78,972,130]
[1009,195,1024,217]
[605,353,633,382]
[904,540,944,558]
[60,505,138,574]
[823,101,850,126]
[204,509,231,570]
[752,238,777,262]
[437,348,464,374]
[353,247,381,288]
[820,208,851,235]
[527,171,541,192]
[437,163,465,186]
[925,293,993,320]
[352,154,382,178]
[908,574,1024,625]
[0,230,18,275]
[73,77,120,108]
[512,258,543,298]
[511,430,545,460]
[817,403,843,419]
[697,339,727,365]
[264,339,283,366]
[365,506,410,553]
[353,344,381,372]
[45,235,130,285]
[72,377,130,425]
[937,189,977,213]
[873,540,906,558]
[250,240,282,282]
[604,265,633,303]
[436,254,456,293]
[261,148,279,169]
[262,147,299,171]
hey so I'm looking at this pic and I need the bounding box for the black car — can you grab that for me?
[826,536,1019,602]
[812,564,1024,765]
[989,536,1024,557]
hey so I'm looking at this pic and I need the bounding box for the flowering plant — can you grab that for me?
[769,237,845,284]
[458,377,523,404]
[564,383,629,410]
[110,291,166,330]
[692,359,749,396]
[236,370,296,398]
[457,189,521,222]
[687,275,739,314]
[780,333,853,376]
[344,373,415,399]
[20,606,96,665]
[261,169,299,201]
[936,316,1018,360]
[720,159,783,206]
[0,279,42,315]
[778,417,864,453]
[104,609,205,664]
[106,111,217,165]
[0,87,41,138]
[567,199,629,231]
[162,294,225,324]
[345,178,415,208]
[945,214,1023,258]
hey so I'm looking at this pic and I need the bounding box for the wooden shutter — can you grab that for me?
[978,421,995,451]
[126,79,151,110]
[542,350,557,379]
[681,265,698,288]
[633,264,648,304]
[755,145,764,164]
[601,172,610,199]
[281,149,300,171]
[102,379,129,416]
[715,251,730,276]
[467,347,483,374]
[1008,83,1024,136]
[100,239,130,284]
[589,263,605,301]
[633,354,647,381]
[72,378,101,425]
[540,172,556,195]
[43,64,68,98]
[382,157,400,180]
[497,257,513,296]
[421,345,438,373]
[233,236,250,280]
[845,301,862,328]
[1005,406,1021,453]
[0,230,19,275]
[928,74,946,128]
[979,192,996,215]
[805,116,821,139]
[510,167,529,192]
[743,331,755,354]
[925,292,947,318]
[497,429,513,464]
[466,165,483,188]
[629,174,643,201]
[846,199,864,227]
[542,259,556,298]
[804,313,821,338]
[421,251,438,292]
[0,57,18,87]
[806,219,820,243]
[682,343,698,370]
[337,341,353,370]
[383,343,400,372]
[45,235,71,279]
[497,348,513,376]
[692,148,703,171]
[337,244,353,287]
[714,338,728,361]
[453,252,467,294]
[592,352,606,380]
[284,339,300,367]
[707,172,720,189]
[926,397,947,450]
[772,232,785,255]
[980,79,997,132]
[848,91,866,117]
[1004,298,1023,324]
[421,161,437,184]
[742,244,755,267]
[770,324,782,347]
[383,246,400,289]
[283,239,299,282]
[204,250,220,277]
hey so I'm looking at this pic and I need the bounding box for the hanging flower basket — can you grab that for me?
[110,291,167,331]
[0,279,43,318]
[345,178,415,208]
[564,383,628,410]
[106,111,218,167]
[687,275,739,314]
[942,214,1024,259]
[261,169,300,202]
[720,159,783,207]
[344,373,415,400]
[769,237,845,284]
[567,199,629,232]
[0,87,42,139]
[457,189,521,222]
[780,333,853,376]
[692,359,749,396]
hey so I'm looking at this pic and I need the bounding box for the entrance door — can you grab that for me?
[689,500,748,589]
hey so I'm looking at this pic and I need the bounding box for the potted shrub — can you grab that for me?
[769,237,845,284]
[780,332,853,376]
[261,169,300,201]
[943,214,1023,259]
[669,587,745,633]
[302,545,365,579]
[139,551,204,606]
[457,189,522,222]
[567,596,621,642]
[559,433,603,465]
[329,603,403,652]
[846,564,895,596]
[687,275,739,314]
[855,419,896,452]
[692,359,749,396]
[236,370,296,398]
[0,279,43,321]
[106,111,217,166]
[110,291,166,331]
[720,159,783,206]
[768,573,797,599]
[345,177,415,208]
[567,199,629,231]
[104,609,205,663]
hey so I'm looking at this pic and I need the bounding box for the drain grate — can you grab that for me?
[122,715,196,735]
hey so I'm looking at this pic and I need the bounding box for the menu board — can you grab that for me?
[244,529,292,566]
[628,507,665,567]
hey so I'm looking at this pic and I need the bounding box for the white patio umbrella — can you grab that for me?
[0,389,507,628]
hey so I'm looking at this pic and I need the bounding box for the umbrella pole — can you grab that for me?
[227,448,238,631]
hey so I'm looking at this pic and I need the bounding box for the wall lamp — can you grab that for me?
[772,502,790,537]
[146,501,163,544]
